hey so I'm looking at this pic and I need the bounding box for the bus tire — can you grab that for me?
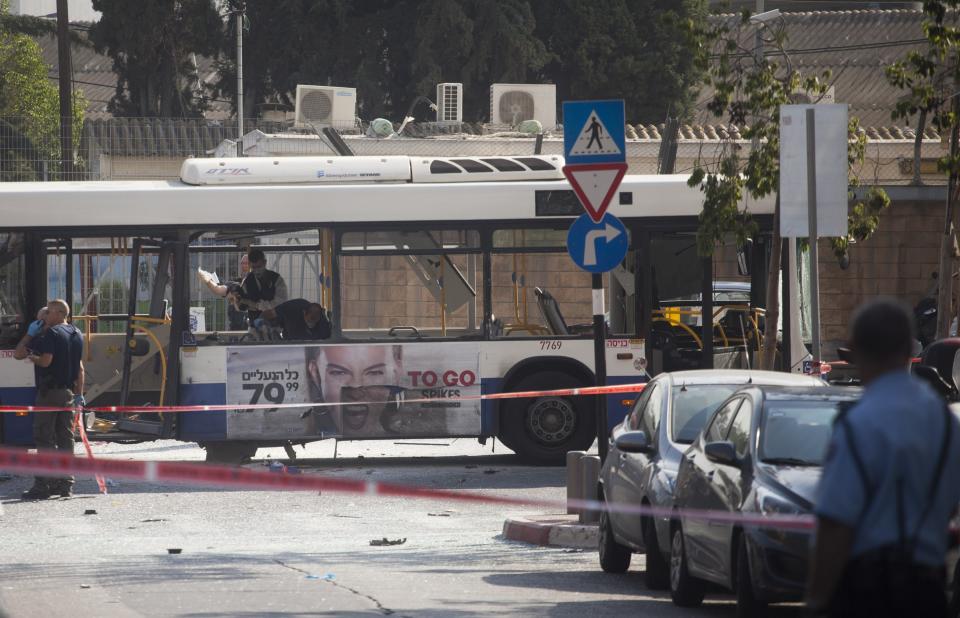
[202,441,258,465]
[499,370,595,465]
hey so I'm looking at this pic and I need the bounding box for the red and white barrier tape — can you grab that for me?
[0,383,648,415]
[0,446,815,531]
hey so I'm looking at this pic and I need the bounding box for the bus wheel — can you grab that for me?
[202,441,258,465]
[500,371,595,465]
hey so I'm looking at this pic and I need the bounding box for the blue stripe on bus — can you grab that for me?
[176,383,227,441]
[0,387,37,445]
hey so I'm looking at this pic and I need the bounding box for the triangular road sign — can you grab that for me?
[563,163,628,223]
[569,110,623,157]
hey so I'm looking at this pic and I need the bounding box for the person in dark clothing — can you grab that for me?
[13,299,84,500]
[264,299,331,340]
[806,298,960,617]
[238,248,287,322]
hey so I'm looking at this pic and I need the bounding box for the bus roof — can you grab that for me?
[0,174,774,230]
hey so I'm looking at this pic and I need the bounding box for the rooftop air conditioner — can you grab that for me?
[489,83,556,129]
[436,83,463,123]
[294,85,356,129]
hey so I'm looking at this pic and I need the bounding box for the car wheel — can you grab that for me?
[642,516,670,590]
[736,535,768,618]
[599,508,631,573]
[669,525,704,607]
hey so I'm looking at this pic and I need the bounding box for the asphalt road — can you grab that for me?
[0,439,802,617]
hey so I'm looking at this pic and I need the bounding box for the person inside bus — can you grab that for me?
[197,255,250,330]
[237,248,287,322]
[260,298,331,340]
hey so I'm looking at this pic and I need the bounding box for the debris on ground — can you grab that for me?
[80,584,91,589]
[141,518,167,523]
[427,512,451,517]
[306,573,336,581]
[483,469,497,475]
[83,509,97,515]
[167,548,182,554]
[369,537,406,546]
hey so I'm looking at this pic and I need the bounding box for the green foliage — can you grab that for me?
[0,3,85,180]
[532,0,707,124]
[886,2,960,179]
[689,12,886,260]
[90,0,223,117]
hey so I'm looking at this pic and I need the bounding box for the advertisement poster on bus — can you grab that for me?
[225,343,482,439]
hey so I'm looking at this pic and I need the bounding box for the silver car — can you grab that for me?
[597,369,824,589]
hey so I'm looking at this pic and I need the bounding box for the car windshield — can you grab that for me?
[759,401,843,466]
[671,384,741,444]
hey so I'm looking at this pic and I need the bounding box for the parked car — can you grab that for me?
[669,385,860,617]
[596,370,825,589]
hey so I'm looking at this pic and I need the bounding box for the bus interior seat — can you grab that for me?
[534,287,569,335]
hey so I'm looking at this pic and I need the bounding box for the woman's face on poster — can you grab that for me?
[309,346,401,432]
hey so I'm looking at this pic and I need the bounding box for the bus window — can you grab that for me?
[0,233,25,348]
[491,229,594,338]
[191,229,323,337]
[339,229,482,339]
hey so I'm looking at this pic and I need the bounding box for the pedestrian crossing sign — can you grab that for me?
[563,100,626,165]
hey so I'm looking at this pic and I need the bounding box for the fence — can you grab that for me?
[1,115,947,185]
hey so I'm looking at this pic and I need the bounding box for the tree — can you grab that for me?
[212,0,547,123]
[887,1,960,340]
[0,0,85,180]
[689,11,889,370]
[90,0,223,117]
[531,0,707,124]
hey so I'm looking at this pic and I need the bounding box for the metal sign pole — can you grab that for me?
[805,108,821,367]
[592,274,608,462]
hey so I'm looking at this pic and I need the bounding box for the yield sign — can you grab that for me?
[562,163,628,223]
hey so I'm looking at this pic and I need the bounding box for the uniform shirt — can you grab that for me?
[274,299,330,340]
[36,323,83,389]
[28,331,45,388]
[239,269,288,319]
[815,370,960,566]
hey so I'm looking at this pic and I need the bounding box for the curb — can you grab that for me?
[502,516,598,549]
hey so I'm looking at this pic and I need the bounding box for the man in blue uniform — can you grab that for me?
[807,298,960,617]
[13,299,84,500]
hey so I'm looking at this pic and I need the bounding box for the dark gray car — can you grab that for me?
[597,370,824,589]
[669,386,860,617]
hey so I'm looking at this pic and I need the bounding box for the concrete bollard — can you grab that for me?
[578,455,602,524]
[566,450,586,514]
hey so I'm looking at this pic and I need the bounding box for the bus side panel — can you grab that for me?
[177,347,228,442]
[0,388,37,445]
[0,354,39,445]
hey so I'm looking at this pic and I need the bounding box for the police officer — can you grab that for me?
[238,248,287,322]
[13,299,84,500]
[806,298,960,617]
[262,298,331,340]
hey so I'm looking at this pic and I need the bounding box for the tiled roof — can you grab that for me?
[703,9,927,128]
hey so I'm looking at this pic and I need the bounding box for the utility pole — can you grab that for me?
[236,2,245,157]
[937,95,959,339]
[56,0,74,179]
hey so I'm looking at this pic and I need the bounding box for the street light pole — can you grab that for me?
[236,3,244,157]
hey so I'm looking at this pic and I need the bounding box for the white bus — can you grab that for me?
[0,154,773,463]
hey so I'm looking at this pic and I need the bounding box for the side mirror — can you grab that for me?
[615,430,653,454]
[704,441,739,467]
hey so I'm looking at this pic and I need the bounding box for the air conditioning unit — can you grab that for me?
[436,83,463,123]
[294,85,356,129]
[791,85,835,105]
[489,83,556,128]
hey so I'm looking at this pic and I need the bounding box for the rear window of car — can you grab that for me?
[671,385,741,444]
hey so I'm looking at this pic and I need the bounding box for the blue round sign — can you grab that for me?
[566,213,629,273]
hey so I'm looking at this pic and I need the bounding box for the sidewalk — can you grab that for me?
[502,514,599,549]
